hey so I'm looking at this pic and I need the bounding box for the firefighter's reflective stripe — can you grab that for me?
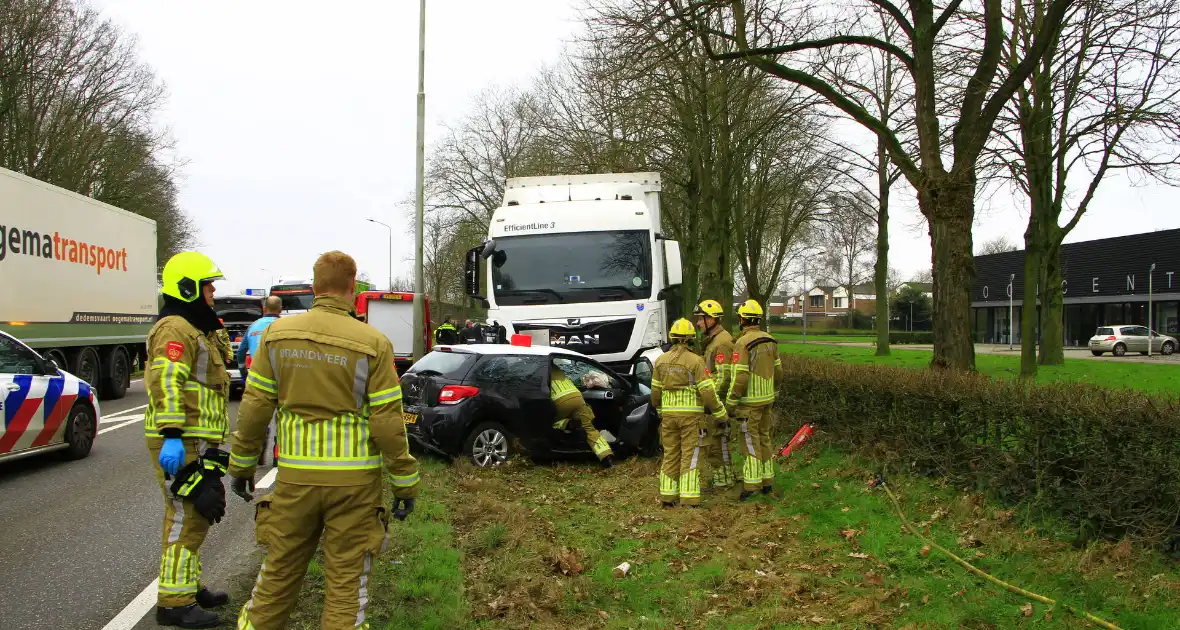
[696,380,727,418]
[275,410,382,471]
[148,358,188,425]
[230,450,259,468]
[550,377,579,401]
[659,471,679,498]
[247,371,277,394]
[146,362,227,439]
[659,387,705,414]
[368,386,402,406]
[726,364,775,405]
[159,545,201,595]
[591,435,611,458]
[388,470,420,488]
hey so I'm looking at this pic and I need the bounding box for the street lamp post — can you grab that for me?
[366,218,393,291]
[1149,262,1157,357]
[411,0,427,361]
[1008,273,1015,350]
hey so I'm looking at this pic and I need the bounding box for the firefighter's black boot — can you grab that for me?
[196,587,229,608]
[599,455,614,469]
[155,603,220,629]
[761,486,773,495]
[739,490,756,502]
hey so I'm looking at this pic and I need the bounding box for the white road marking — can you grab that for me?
[100,578,158,630]
[101,405,147,422]
[257,466,278,489]
[130,379,143,386]
[97,418,141,435]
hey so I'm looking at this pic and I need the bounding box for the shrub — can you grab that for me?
[777,355,1180,543]
[888,331,935,344]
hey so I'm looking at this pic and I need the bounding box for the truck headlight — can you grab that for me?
[641,307,663,348]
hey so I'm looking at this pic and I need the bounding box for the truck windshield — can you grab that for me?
[491,231,652,305]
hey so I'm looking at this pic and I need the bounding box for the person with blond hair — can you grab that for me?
[228,251,420,629]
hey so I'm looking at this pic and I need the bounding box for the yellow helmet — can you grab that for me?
[161,251,224,302]
[669,318,696,340]
[693,299,724,319]
[737,299,764,320]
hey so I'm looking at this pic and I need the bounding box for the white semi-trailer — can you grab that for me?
[0,166,158,399]
[466,172,683,372]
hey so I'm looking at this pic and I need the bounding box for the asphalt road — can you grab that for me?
[0,381,272,630]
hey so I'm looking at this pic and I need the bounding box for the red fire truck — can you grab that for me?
[354,291,432,374]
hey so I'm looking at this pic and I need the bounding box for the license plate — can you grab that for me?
[403,413,418,425]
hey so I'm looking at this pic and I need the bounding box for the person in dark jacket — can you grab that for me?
[434,318,460,345]
[460,319,483,344]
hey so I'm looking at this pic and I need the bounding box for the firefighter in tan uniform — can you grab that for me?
[652,319,726,507]
[551,362,615,467]
[146,251,233,628]
[227,251,420,630]
[694,299,736,489]
[726,300,784,501]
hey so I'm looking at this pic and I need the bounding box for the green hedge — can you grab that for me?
[888,331,934,344]
[777,355,1180,543]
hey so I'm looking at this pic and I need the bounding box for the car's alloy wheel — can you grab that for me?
[1113,343,1127,357]
[1162,341,1175,356]
[468,424,510,467]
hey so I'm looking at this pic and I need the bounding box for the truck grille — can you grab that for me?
[514,319,635,355]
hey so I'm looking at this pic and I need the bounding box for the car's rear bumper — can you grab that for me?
[403,402,470,456]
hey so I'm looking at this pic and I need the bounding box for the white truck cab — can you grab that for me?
[465,172,683,372]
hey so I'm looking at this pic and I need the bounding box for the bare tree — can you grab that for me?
[820,192,877,327]
[424,85,548,232]
[0,0,195,263]
[671,0,1074,370]
[990,0,1180,375]
[977,234,1018,255]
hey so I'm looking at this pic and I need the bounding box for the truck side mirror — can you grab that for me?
[465,246,482,298]
[663,240,683,286]
[480,239,498,260]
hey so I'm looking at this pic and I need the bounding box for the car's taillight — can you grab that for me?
[438,385,479,405]
[1106,336,1117,341]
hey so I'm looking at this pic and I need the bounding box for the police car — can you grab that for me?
[0,331,100,464]
[400,335,662,467]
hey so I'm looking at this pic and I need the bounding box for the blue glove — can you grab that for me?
[159,438,185,475]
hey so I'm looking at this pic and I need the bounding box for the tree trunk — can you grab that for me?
[1019,242,1040,378]
[874,141,891,356]
[920,178,976,371]
[1038,237,1065,365]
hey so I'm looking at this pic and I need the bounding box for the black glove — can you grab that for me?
[717,420,729,431]
[231,476,255,502]
[393,498,416,521]
[169,449,230,524]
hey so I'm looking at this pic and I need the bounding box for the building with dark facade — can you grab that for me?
[972,229,1180,346]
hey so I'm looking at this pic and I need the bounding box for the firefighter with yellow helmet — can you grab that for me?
[228,251,420,629]
[652,318,727,507]
[693,298,737,489]
[146,251,233,628]
[726,300,784,500]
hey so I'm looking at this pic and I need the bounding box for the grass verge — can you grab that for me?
[280,444,1180,628]
[778,343,1180,395]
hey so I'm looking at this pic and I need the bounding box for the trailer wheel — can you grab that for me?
[100,346,130,400]
[68,347,101,388]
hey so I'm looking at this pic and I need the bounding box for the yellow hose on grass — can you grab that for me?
[871,474,1124,630]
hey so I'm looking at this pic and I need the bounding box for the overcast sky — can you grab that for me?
[92,0,1179,295]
